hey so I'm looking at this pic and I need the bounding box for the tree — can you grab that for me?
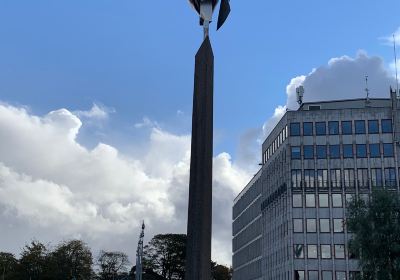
[347,190,400,279]
[211,262,232,280]
[143,234,186,280]
[97,251,129,280]
[18,241,49,280]
[49,240,94,279]
[0,252,18,280]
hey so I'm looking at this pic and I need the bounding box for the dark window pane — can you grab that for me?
[369,143,380,158]
[304,145,314,159]
[385,168,396,188]
[382,119,393,133]
[342,121,352,134]
[358,169,369,188]
[383,143,394,157]
[304,169,315,188]
[355,120,366,134]
[290,123,301,136]
[344,169,355,188]
[303,122,313,136]
[294,245,304,258]
[291,146,301,159]
[371,168,383,187]
[316,122,326,135]
[317,145,327,159]
[343,144,353,158]
[328,121,339,135]
[368,120,379,134]
[356,144,367,158]
[294,271,305,280]
[329,145,340,158]
[292,170,302,188]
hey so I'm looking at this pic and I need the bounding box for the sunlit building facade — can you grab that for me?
[233,92,400,280]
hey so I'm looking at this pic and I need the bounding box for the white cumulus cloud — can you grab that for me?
[0,103,251,266]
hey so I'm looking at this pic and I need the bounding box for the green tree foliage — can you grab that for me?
[49,240,94,279]
[18,241,49,280]
[0,252,18,280]
[211,261,232,280]
[97,250,129,280]
[347,190,400,280]
[143,234,186,280]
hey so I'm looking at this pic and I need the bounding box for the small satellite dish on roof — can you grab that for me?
[296,86,304,105]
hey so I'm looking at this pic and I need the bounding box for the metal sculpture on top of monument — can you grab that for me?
[185,1,230,280]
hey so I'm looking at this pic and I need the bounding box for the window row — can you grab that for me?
[295,270,360,280]
[293,193,345,208]
[263,125,288,163]
[290,119,392,136]
[292,168,397,189]
[293,218,344,233]
[291,143,394,160]
[294,244,346,259]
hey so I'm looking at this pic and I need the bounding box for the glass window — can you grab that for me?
[319,194,329,207]
[382,119,393,133]
[369,143,380,158]
[307,219,317,233]
[320,219,330,233]
[385,168,396,188]
[322,271,333,280]
[304,169,315,188]
[292,170,302,188]
[304,145,314,159]
[294,271,305,280]
[343,144,354,158]
[328,121,339,135]
[317,145,327,159]
[332,194,343,207]
[293,219,303,233]
[357,169,369,188]
[329,145,340,159]
[291,146,301,159]
[333,218,344,233]
[293,194,302,207]
[316,122,326,135]
[330,169,341,188]
[383,143,394,157]
[336,271,346,280]
[335,245,345,259]
[306,194,316,207]
[355,120,366,134]
[368,120,379,134]
[308,271,319,280]
[344,169,355,188]
[317,169,328,188]
[307,245,318,259]
[290,123,301,136]
[303,122,313,136]
[342,121,352,135]
[345,194,354,206]
[294,244,304,258]
[356,144,367,158]
[371,168,383,188]
[321,245,331,259]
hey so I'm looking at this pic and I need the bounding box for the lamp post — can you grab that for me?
[185,1,230,280]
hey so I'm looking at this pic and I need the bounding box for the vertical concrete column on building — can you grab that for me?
[185,37,214,280]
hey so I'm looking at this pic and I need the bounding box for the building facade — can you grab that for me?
[232,92,400,280]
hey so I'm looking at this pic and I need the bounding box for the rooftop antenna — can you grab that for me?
[296,86,304,106]
[393,34,399,96]
[365,75,370,104]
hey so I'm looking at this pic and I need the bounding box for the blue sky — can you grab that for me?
[1,0,398,158]
[0,0,400,265]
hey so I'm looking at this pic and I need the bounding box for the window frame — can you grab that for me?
[321,245,332,259]
[368,120,379,134]
[332,193,343,208]
[329,144,340,159]
[317,145,327,159]
[293,219,303,233]
[356,144,367,158]
[320,218,330,233]
[290,122,301,136]
[304,145,314,159]
[306,218,317,233]
[355,120,366,134]
[291,146,301,159]
[303,122,313,136]
[333,218,344,233]
[341,121,352,135]
[383,143,394,157]
[343,144,354,158]
[307,244,318,259]
[369,143,380,158]
[319,193,329,208]
[293,194,303,208]
[381,119,393,133]
[316,122,326,135]
[306,194,316,208]
[328,121,339,135]
[334,245,345,259]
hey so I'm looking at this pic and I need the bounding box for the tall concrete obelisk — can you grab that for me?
[185,1,230,280]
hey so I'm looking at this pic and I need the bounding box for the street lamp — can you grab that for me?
[184,1,230,280]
